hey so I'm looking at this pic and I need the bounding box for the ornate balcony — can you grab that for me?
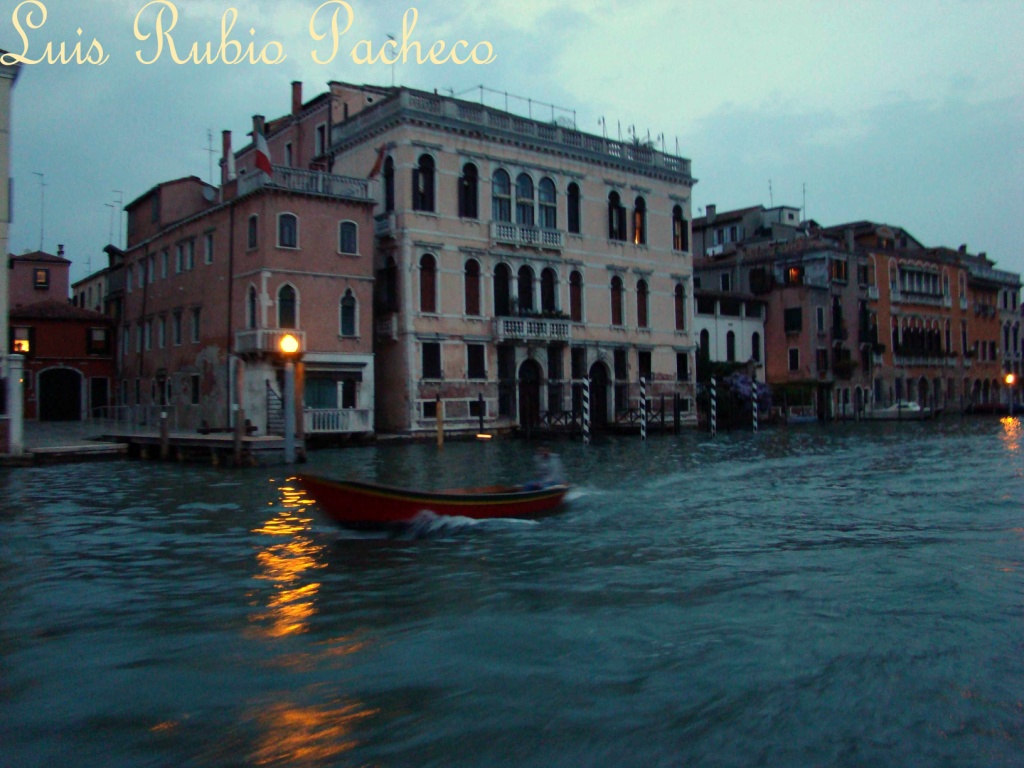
[235,329,306,356]
[374,212,396,238]
[494,316,572,343]
[237,166,372,202]
[490,221,564,251]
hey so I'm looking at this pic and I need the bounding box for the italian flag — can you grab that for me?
[255,132,272,175]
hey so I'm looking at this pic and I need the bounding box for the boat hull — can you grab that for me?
[297,474,570,527]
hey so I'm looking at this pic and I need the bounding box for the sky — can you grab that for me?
[4,0,1023,285]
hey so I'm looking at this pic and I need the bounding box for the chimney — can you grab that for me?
[706,204,716,223]
[959,244,967,254]
[291,81,302,116]
[221,130,235,183]
[57,244,64,258]
[253,114,265,138]
[845,228,854,253]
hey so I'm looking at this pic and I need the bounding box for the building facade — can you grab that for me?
[116,144,377,435]
[230,83,698,436]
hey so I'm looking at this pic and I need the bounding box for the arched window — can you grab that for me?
[633,196,647,245]
[247,285,258,329]
[608,191,626,241]
[515,173,534,226]
[459,163,478,219]
[636,279,649,328]
[518,265,534,313]
[247,214,258,249]
[492,169,511,222]
[419,254,437,313]
[412,154,435,212]
[277,213,298,248]
[567,182,581,234]
[383,156,395,212]
[726,330,736,362]
[672,205,687,251]
[464,259,481,316]
[378,256,398,312]
[752,332,761,362]
[494,263,512,316]
[674,283,686,330]
[539,178,557,229]
[700,329,710,356]
[569,270,583,322]
[278,284,297,329]
[338,221,358,255]
[610,275,624,326]
[340,290,357,337]
[541,267,557,313]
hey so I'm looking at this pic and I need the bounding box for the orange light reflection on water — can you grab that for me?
[1000,416,1021,454]
[249,480,326,638]
[249,700,379,766]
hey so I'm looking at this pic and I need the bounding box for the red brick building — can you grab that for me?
[8,301,115,420]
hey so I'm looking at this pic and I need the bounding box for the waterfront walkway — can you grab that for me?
[1,420,128,466]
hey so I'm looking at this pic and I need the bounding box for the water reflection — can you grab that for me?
[1000,416,1021,453]
[249,699,378,766]
[250,479,325,638]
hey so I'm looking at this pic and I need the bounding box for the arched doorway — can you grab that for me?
[518,359,542,429]
[39,368,82,421]
[588,361,610,428]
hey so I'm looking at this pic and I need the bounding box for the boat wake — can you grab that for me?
[397,510,539,539]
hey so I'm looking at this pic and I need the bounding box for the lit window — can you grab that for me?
[633,197,646,245]
[11,327,30,354]
[33,268,49,289]
[672,205,687,251]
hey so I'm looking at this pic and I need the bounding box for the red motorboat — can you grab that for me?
[296,474,570,527]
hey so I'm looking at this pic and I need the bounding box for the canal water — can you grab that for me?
[1,419,1022,767]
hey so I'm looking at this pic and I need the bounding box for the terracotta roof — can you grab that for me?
[8,250,71,265]
[9,300,111,322]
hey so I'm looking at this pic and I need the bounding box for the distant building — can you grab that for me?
[7,247,115,420]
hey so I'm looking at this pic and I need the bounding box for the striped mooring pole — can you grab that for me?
[640,376,647,441]
[752,379,759,433]
[582,377,591,445]
[710,376,717,437]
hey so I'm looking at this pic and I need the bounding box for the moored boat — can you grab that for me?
[296,474,570,527]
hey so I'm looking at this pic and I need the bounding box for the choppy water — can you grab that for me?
[2,419,1023,767]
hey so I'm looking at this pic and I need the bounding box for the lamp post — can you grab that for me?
[280,333,300,463]
[1005,372,1017,413]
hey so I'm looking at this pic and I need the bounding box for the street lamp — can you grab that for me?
[280,333,300,463]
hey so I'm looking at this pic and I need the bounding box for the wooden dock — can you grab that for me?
[109,431,294,466]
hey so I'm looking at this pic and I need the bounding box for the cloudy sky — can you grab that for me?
[5,0,1023,284]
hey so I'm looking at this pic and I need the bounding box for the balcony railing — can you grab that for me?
[374,212,396,238]
[304,408,372,434]
[238,166,372,202]
[375,313,398,341]
[235,329,306,356]
[490,221,565,250]
[494,317,571,343]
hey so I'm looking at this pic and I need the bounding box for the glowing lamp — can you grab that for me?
[279,334,299,355]
[1005,373,1016,386]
